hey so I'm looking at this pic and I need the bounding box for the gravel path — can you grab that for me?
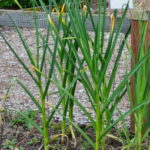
[0,26,131,125]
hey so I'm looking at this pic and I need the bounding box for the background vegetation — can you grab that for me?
[0,0,63,9]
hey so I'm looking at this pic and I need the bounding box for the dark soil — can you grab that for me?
[0,111,122,150]
[0,110,149,150]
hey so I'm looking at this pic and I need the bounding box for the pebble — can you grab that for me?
[0,27,131,126]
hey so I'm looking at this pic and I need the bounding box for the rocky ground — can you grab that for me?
[0,1,150,148]
[0,26,131,125]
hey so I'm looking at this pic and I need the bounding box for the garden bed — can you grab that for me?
[0,110,149,150]
[0,1,150,149]
[0,111,137,150]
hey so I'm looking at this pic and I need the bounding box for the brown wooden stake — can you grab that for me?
[130,20,150,132]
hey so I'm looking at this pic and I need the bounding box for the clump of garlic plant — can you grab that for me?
[126,21,150,150]
[1,0,150,150]
[0,1,69,150]
[1,0,80,149]
[40,0,150,150]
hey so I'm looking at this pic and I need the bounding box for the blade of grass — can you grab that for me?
[100,99,150,139]
[16,79,42,112]
[14,109,43,134]
[0,32,38,86]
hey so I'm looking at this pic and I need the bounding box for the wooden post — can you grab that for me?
[130,19,150,131]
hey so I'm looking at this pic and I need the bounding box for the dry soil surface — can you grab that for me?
[0,26,130,126]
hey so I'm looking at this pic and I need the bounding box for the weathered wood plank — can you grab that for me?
[130,20,150,132]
